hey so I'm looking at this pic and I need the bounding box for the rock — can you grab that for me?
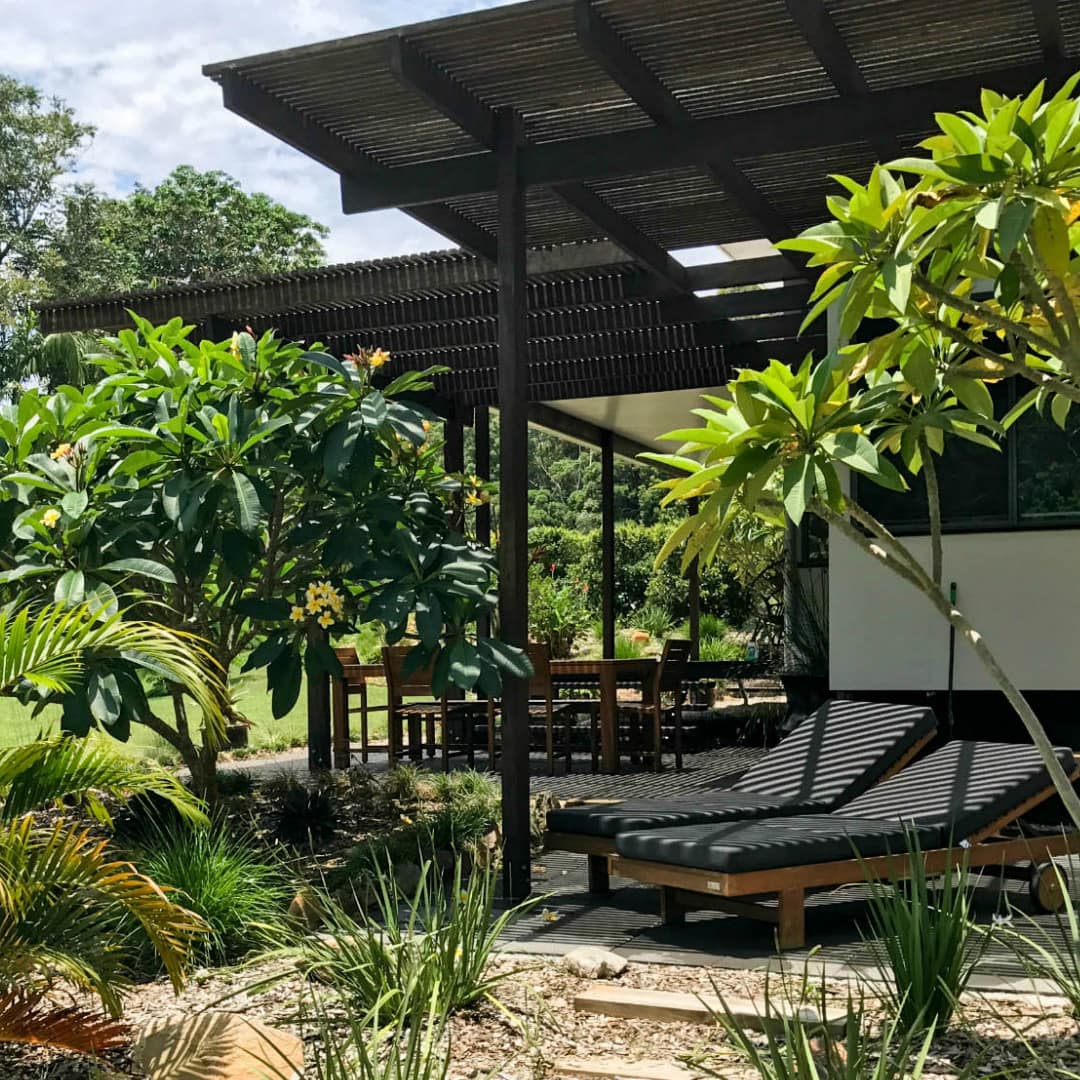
[333,880,377,915]
[135,1011,303,1079]
[435,848,457,874]
[288,888,325,929]
[629,630,650,644]
[394,861,424,896]
[563,946,628,979]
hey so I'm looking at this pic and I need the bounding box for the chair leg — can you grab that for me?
[653,704,663,772]
[425,714,436,758]
[388,704,399,768]
[360,683,369,764]
[487,701,497,770]
[587,854,610,894]
[565,710,574,773]
[590,708,599,772]
[546,701,554,776]
[441,704,450,773]
[660,886,686,926]
[674,702,683,771]
[408,713,422,762]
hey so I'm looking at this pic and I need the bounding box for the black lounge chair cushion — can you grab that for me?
[614,740,1077,874]
[546,791,823,838]
[838,740,1077,837]
[546,699,935,839]
[730,700,936,806]
[615,815,940,873]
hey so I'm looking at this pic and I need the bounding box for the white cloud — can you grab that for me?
[0,0,509,264]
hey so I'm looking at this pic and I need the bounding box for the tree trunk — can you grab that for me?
[919,434,943,589]
[822,505,1080,830]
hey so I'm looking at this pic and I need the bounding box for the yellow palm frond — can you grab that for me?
[0,991,128,1054]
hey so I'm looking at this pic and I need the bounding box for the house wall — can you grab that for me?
[829,527,1080,692]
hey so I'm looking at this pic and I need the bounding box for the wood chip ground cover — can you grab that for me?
[7,956,1080,1079]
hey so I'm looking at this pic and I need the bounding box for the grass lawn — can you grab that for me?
[0,667,389,765]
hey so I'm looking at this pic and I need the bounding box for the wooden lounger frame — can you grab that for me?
[543,728,936,894]
[609,764,1080,950]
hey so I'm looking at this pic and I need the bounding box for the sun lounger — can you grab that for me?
[610,740,1080,948]
[544,699,937,891]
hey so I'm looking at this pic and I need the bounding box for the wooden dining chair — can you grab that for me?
[618,638,694,771]
[488,642,573,775]
[330,646,390,767]
[382,645,479,772]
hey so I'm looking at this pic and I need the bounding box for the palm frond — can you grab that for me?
[0,991,129,1054]
[0,602,228,744]
[0,815,207,1010]
[0,733,207,826]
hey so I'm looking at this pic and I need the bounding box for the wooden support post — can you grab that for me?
[475,405,492,639]
[444,413,465,532]
[496,108,531,902]
[776,887,806,950]
[600,430,615,660]
[306,626,332,771]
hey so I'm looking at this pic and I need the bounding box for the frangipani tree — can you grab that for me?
[651,73,1080,827]
[0,317,526,795]
[648,355,1080,827]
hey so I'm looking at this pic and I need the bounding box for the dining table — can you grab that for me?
[551,657,658,773]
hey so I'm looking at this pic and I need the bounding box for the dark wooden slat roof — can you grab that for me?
[202,0,1078,254]
[34,245,816,407]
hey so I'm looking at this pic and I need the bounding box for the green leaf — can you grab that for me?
[268,647,303,719]
[415,594,443,649]
[235,597,291,621]
[301,350,354,382]
[1033,206,1071,278]
[229,471,262,534]
[98,558,177,584]
[949,378,994,418]
[1051,392,1072,429]
[60,491,88,519]
[241,635,286,673]
[322,414,362,480]
[54,570,86,606]
[782,457,813,525]
[447,640,482,691]
[87,670,122,726]
[997,199,1035,258]
[881,255,913,313]
[0,564,52,584]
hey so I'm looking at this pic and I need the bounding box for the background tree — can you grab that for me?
[39,166,327,298]
[0,75,93,387]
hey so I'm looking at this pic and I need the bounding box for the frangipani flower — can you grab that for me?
[50,443,74,461]
[42,508,60,528]
[290,606,306,623]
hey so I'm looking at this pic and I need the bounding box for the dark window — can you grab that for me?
[855,381,1080,534]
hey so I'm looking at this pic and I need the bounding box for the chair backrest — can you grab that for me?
[335,646,359,664]
[837,740,1077,838]
[657,638,694,694]
[527,642,554,700]
[732,699,937,809]
[382,645,436,699]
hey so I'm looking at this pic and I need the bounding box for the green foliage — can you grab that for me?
[707,973,938,1080]
[528,563,591,658]
[698,634,744,662]
[862,833,988,1032]
[274,856,534,1020]
[131,823,290,968]
[632,603,675,639]
[0,733,207,1037]
[613,632,647,659]
[269,774,339,846]
[780,75,1080,431]
[1002,865,1080,1016]
[297,988,449,1080]
[40,166,327,298]
[0,317,525,790]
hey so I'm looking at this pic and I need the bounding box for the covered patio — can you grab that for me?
[39,0,1079,903]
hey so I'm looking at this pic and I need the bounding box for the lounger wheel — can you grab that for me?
[1029,862,1069,914]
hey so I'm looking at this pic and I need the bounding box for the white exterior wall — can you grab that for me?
[829,527,1080,692]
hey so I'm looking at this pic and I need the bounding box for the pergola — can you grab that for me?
[41,0,1077,900]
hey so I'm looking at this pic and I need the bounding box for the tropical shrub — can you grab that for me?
[272,856,534,1020]
[862,834,988,1032]
[0,318,527,795]
[0,735,207,1051]
[528,563,591,658]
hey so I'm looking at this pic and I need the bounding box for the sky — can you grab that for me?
[0,0,513,264]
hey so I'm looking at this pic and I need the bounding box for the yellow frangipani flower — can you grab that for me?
[50,443,73,461]
[422,419,432,433]
[306,598,322,614]
[290,606,306,623]
[369,348,390,368]
[317,611,334,629]
[229,331,242,361]
[42,508,61,528]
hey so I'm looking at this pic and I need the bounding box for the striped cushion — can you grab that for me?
[731,700,936,805]
[546,791,813,838]
[615,815,937,873]
[837,740,1076,838]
